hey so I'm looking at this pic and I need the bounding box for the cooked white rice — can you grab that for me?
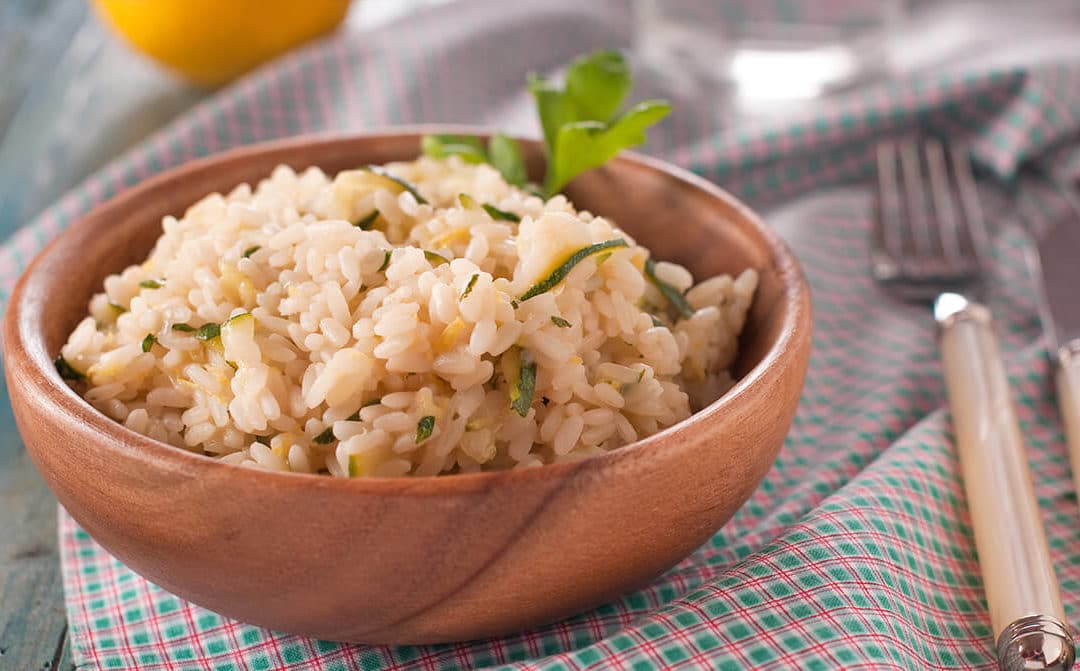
[58,157,757,477]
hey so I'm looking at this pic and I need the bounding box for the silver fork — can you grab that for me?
[873,138,1074,671]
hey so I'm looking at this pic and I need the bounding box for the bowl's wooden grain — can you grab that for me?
[2,131,811,644]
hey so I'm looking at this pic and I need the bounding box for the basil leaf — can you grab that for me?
[565,49,631,123]
[528,75,577,153]
[546,100,671,195]
[421,134,488,164]
[488,133,527,187]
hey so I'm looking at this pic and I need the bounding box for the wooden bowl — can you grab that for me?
[2,131,811,644]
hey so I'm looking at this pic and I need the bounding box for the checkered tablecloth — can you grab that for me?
[5,0,1080,669]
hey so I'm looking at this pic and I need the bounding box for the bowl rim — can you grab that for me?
[3,127,811,495]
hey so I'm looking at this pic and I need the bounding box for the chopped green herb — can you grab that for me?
[141,334,157,352]
[416,415,436,443]
[481,203,520,222]
[139,279,164,289]
[354,210,380,230]
[378,250,392,272]
[313,427,336,444]
[644,258,694,320]
[54,355,85,382]
[511,300,519,309]
[519,238,627,302]
[421,134,488,164]
[461,273,479,300]
[254,434,272,446]
[488,133,527,186]
[242,245,261,258]
[224,312,251,326]
[171,323,196,332]
[550,315,572,328]
[541,396,551,406]
[346,399,380,422]
[108,301,127,315]
[650,315,665,328]
[510,349,537,417]
[457,193,479,210]
[195,323,221,341]
[423,250,449,267]
[364,165,428,204]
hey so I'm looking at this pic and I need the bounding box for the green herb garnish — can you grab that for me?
[650,315,665,328]
[313,427,336,444]
[54,355,85,382]
[141,334,157,352]
[488,133,527,187]
[421,134,488,164]
[510,349,537,417]
[354,210,380,230]
[416,415,436,443]
[423,133,527,187]
[423,250,449,267]
[242,245,261,258]
[364,165,428,204]
[378,250,392,272]
[461,273,479,300]
[481,203,520,222]
[139,279,164,289]
[550,316,572,328]
[195,323,221,341]
[171,323,196,332]
[108,301,127,315]
[346,398,381,421]
[644,258,694,320]
[422,50,669,197]
[519,238,627,302]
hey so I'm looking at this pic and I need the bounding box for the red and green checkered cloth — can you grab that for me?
[5,1,1080,669]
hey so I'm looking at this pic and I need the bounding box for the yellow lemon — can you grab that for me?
[93,0,351,87]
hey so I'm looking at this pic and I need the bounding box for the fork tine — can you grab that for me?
[949,143,990,265]
[925,138,963,264]
[874,141,904,271]
[899,139,933,258]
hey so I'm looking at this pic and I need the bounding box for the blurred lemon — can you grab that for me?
[92,0,351,87]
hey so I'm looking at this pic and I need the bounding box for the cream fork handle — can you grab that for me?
[937,296,1074,671]
[1058,342,1080,516]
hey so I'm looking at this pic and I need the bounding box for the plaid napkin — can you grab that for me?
[5,1,1080,669]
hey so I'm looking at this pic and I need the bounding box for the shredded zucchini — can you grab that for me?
[482,203,520,222]
[644,258,694,320]
[550,316,572,328]
[461,273,479,300]
[242,245,261,258]
[507,348,537,417]
[195,323,221,341]
[139,279,164,289]
[519,238,627,302]
[171,323,196,332]
[54,355,85,382]
[313,427,336,444]
[141,334,157,352]
[423,250,450,267]
[354,210,379,230]
[364,165,428,204]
